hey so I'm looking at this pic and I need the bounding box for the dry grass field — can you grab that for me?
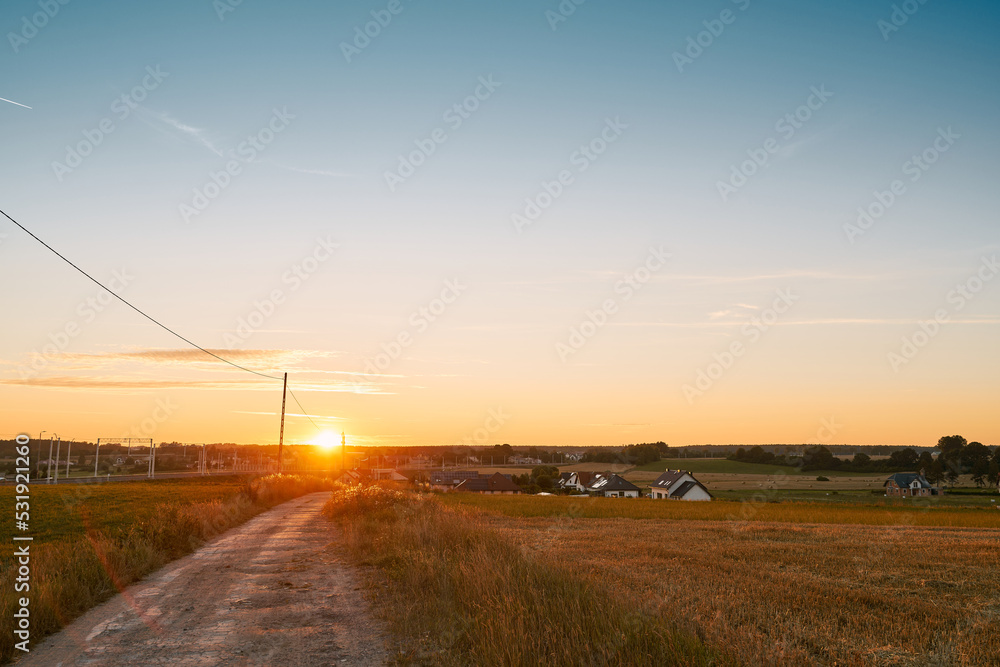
[333,489,1000,666]
[495,516,1000,666]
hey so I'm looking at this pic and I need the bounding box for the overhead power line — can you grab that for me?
[1,208,329,433]
[1,208,282,381]
[288,389,322,431]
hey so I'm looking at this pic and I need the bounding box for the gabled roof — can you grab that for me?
[429,469,480,484]
[670,480,713,498]
[455,472,521,493]
[590,474,640,492]
[885,472,933,489]
[651,470,688,489]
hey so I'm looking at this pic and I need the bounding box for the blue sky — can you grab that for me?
[1,0,998,446]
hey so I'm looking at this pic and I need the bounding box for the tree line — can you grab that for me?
[729,435,999,487]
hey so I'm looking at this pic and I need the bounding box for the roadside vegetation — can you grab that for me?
[0,474,333,664]
[324,485,720,666]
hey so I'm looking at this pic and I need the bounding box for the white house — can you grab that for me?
[649,470,712,501]
[558,471,601,493]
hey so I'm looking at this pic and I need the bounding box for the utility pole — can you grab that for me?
[94,439,101,478]
[36,431,46,477]
[65,439,72,478]
[277,372,288,474]
[46,435,54,483]
[53,435,61,484]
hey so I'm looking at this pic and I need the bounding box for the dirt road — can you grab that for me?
[19,493,388,666]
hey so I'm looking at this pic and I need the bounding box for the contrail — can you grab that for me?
[0,97,32,109]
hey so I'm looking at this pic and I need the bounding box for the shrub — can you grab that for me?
[816,476,830,482]
[322,484,412,518]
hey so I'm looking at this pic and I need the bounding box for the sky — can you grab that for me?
[1,0,998,448]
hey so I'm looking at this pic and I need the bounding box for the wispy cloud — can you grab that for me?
[136,108,224,156]
[610,317,1000,328]
[272,163,357,178]
[232,410,342,422]
[1,377,271,391]
[1,375,370,393]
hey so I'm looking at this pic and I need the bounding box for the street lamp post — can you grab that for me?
[65,439,73,479]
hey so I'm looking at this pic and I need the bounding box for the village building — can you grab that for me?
[558,471,600,493]
[588,474,641,498]
[454,472,522,495]
[884,472,940,497]
[428,469,481,490]
[335,468,409,486]
[648,470,713,501]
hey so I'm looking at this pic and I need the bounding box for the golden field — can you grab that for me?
[494,515,1000,666]
[332,489,1000,666]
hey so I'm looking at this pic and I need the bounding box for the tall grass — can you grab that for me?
[0,474,333,664]
[325,486,722,666]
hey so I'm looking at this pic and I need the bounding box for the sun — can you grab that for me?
[311,431,339,451]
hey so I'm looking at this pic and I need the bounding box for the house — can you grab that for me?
[558,471,600,493]
[335,469,366,485]
[588,474,641,498]
[428,469,481,490]
[649,470,713,501]
[367,468,408,482]
[336,468,408,485]
[454,472,522,495]
[884,472,940,497]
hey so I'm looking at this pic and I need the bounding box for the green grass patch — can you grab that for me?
[437,493,1000,528]
[630,458,876,477]
[0,477,246,555]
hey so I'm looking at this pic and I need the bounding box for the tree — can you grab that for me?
[531,465,559,480]
[926,458,945,486]
[963,442,990,470]
[888,448,919,470]
[937,435,967,461]
[851,453,871,468]
[917,451,934,473]
[945,461,961,487]
[988,460,1000,489]
[971,458,990,488]
[803,446,839,471]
